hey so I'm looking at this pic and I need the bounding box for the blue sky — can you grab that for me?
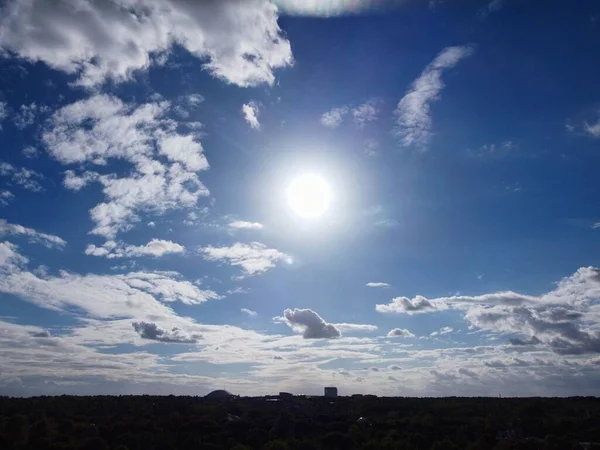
[0,0,599,397]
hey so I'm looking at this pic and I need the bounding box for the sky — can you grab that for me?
[0,0,599,397]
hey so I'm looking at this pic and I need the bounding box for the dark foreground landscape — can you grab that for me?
[2,396,600,450]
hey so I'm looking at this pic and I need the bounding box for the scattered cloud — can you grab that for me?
[479,0,504,17]
[393,45,474,150]
[275,308,341,339]
[352,98,381,128]
[430,326,454,337]
[199,242,289,276]
[366,282,390,288]
[0,162,44,192]
[132,321,201,344]
[334,323,378,333]
[469,140,517,159]
[0,0,293,87]
[364,139,379,156]
[45,95,210,238]
[14,103,47,129]
[320,106,349,128]
[592,222,600,230]
[584,118,600,138]
[241,308,258,317]
[242,102,261,129]
[22,146,39,158]
[0,191,14,206]
[0,101,6,124]
[376,295,446,314]
[0,219,66,248]
[229,221,264,230]
[387,328,415,338]
[85,239,185,259]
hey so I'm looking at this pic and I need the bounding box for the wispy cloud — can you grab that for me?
[229,221,264,230]
[0,219,66,249]
[199,242,289,276]
[393,45,474,150]
[366,282,390,288]
[0,162,44,192]
[320,106,349,128]
[241,308,258,317]
[242,101,261,129]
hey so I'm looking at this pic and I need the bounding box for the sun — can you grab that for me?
[286,174,333,219]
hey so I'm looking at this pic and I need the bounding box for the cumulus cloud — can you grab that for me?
[132,321,200,344]
[242,102,261,129]
[45,95,210,238]
[387,328,415,338]
[376,295,446,314]
[320,106,349,128]
[241,308,258,317]
[0,162,44,192]
[85,239,185,258]
[366,282,389,288]
[229,221,264,230]
[14,103,48,129]
[393,45,474,150]
[276,308,341,339]
[0,219,66,248]
[199,242,289,276]
[0,0,293,88]
[377,266,600,355]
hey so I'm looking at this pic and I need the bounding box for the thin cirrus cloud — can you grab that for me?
[393,45,474,150]
[0,0,293,87]
[320,99,381,129]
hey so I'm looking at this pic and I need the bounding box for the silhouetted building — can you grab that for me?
[205,389,234,400]
[324,386,338,397]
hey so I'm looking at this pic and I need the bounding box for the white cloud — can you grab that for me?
[199,242,289,276]
[0,219,66,248]
[275,0,399,17]
[229,221,264,230]
[132,321,201,344]
[393,45,474,150]
[85,239,185,258]
[0,0,293,88]
[334,323,378,333]
[14,103,47,129]
[366,282,389,288]
[320,106,349,128]
[185,94,205,107]
[376,295,447,314]
[275,308,341,339]
[22,146,39,158]
[593,222,600,230]
[45,95,210,238]
[430,326,454,337]
[584,119,600,138]
[241,308,258,317]
[387,328,415,338]
[352,98,381,128]
[0,191,14,206]
[364,139,379,156]
[0,101,6,124]
[0,162,44,192]
[242,102,261,129]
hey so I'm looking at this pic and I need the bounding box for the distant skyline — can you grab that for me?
[0,0,599,397]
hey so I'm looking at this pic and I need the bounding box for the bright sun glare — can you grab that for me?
[287,174,332,219]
